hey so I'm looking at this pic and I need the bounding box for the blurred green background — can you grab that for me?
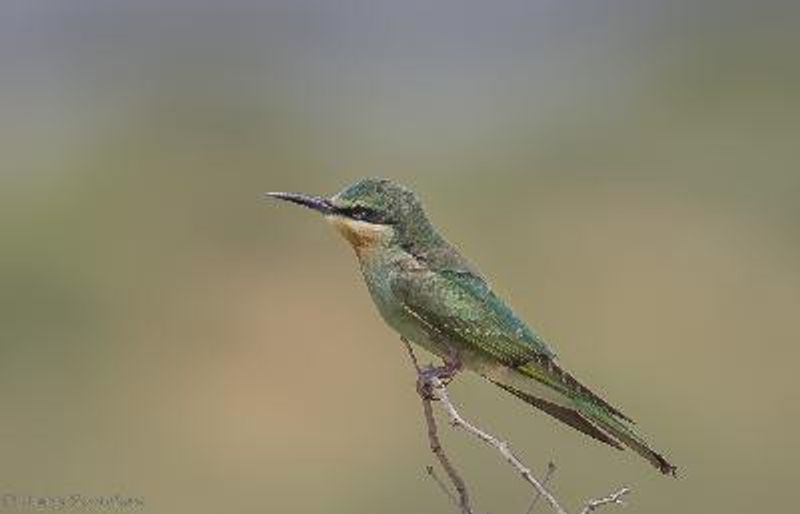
[1,1,799,513]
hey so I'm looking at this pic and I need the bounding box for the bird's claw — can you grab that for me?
[416,358,461,399]
[416,377,437,400]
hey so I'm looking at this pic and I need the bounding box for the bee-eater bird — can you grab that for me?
[266,178,676,476]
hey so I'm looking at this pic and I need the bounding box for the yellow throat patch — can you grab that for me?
[326,215,391,258]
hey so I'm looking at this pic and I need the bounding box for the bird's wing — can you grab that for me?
[391,264,676,475]
[390,267,556,363]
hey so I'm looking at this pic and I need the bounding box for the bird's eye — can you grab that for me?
[349,206,372,221]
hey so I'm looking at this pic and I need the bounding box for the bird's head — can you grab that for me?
[266,178,438,257]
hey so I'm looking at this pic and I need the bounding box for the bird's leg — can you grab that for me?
[418,348,463,399]
[436,349,464,383]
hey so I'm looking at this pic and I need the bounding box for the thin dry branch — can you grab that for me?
[401,338,631,514]
[402,338,473,514]
[427,373,569,514]
[577,488,630,514]
[525,462,557,514]
[426,465,459,507]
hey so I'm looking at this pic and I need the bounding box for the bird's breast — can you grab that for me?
[357,259,449,358]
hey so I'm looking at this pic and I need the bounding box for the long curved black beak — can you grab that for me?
[264,192,336,215]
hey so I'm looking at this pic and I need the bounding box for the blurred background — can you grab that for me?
[1,1,799,513]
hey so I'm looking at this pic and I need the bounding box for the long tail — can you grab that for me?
[576,397,676,476]
[491,361,677,476]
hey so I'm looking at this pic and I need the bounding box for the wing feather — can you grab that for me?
[391,267,631,421]
[390,268,556,363]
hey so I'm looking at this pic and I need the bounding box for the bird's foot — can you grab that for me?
[416,357,462,399]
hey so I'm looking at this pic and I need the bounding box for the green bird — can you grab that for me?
[267,178,676,476]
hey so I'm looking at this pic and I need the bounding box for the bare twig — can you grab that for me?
[423,382,474,514]
[402,337,422,373]
[427,465,459,507]
[428,374,568,514]
[402,338,473,514]
[577,488,630,514]
[400,339,630,514]
[525,462,557,514]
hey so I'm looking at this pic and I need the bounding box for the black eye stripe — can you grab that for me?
[346,206,374,220]
[340,205,392,224]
